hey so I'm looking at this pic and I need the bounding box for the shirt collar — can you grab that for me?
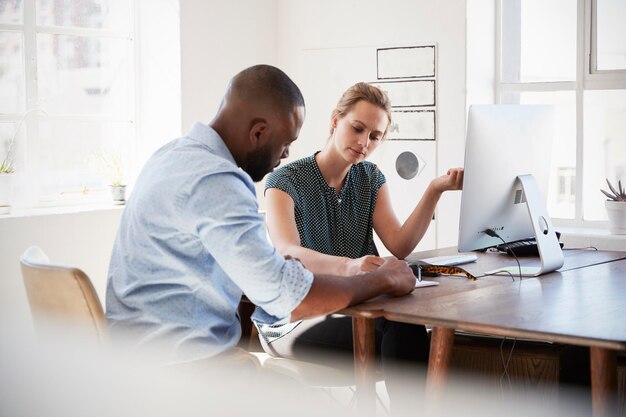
[187,122,238,167]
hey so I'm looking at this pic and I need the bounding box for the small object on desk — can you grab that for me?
[409,262,442,278]
[409,262,435,279]
[409,254,479,281]
[409,260,479,281]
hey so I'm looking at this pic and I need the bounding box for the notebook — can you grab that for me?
[415,279,439,288]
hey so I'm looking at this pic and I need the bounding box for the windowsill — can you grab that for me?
[1,205,624,251]
[559,227,626,251]
[0,202,126,220]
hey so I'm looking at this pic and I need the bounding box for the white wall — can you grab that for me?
[179,0,278,133]
[466,0,496,108]
[134,0,183,178]
[274,0,468,250]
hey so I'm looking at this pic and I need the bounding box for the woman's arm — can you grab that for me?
[373,168,464,259]
[265,188,384,276]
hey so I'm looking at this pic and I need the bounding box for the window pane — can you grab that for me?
[0,31,25,113]
[37,34,133,116]
[501,91,577,219]
[36,0,133,31]
[596,0,626,70]
[501,0,576,82]
[0,0,22,23]
[583,90,626,221]
[38,119,132,195]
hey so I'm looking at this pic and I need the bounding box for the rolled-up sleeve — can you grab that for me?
[249,259,313,325]
[185,170,313,324]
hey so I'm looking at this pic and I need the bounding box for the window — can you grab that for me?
[497,0,626,225]
[0,0,181,207]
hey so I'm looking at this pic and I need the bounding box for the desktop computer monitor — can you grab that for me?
[458,104,564,276]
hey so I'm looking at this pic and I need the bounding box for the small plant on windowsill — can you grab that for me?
[601,178,626,235]
[0,150,14,174]
[0,136,16,214]
[91,150,126,204]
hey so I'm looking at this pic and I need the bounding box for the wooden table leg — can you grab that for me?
[237,298,256,350]
[426,326,454,402]
[353,317,376,415]
[590,347,617,417]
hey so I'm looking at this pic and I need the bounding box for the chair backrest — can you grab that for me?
[20,246,108,343]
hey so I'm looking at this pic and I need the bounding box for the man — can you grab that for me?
[106,65,415,361]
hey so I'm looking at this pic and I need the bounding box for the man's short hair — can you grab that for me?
[231,65,305,112]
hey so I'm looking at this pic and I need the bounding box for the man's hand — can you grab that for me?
[290,258,416,321]
[376,258,416,297]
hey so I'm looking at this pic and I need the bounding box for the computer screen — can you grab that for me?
[458,104,563,276]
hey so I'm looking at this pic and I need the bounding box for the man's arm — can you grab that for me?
[189,172,415,325]
[290,258,415,321]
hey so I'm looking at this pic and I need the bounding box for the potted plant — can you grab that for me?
[92,150,126,204]
[601,178,626,235]
[0,136,16,214]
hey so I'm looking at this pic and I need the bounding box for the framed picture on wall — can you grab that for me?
[372,80,436,108]
[377,45,436,79]
[387,110,436,141]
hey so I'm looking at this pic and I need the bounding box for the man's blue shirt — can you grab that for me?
[106,122,313,360]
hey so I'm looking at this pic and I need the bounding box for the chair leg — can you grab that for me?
[375,389,390,416]
[347,384,389,416]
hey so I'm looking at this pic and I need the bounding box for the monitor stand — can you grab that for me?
[487,174,564,277]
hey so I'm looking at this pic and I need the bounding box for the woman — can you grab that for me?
[258,82,463,405]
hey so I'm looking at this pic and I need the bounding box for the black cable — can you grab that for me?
[482,269,516,282]
[484,228,523,281]
[499,336,517,397]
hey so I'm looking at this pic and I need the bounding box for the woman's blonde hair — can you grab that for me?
[330,82,392,138]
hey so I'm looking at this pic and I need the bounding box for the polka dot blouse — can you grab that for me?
[265,152,387,258]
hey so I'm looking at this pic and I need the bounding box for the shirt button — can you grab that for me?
[338,198,342,203]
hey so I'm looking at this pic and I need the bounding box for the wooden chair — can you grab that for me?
[20,246,108,343]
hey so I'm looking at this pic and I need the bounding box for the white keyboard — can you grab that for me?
[419,253,478,266]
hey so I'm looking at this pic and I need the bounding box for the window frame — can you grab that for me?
[0,0,138,207]
[587,0,626,81]
[495,0,626,229]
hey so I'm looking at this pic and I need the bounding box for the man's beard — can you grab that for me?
[242,143,276,182]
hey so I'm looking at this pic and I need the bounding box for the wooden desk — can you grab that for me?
[342,248,626,417]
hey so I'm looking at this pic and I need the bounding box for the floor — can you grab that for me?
[250,351,392,415]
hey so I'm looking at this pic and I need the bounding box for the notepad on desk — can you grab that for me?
[415,279,439,288]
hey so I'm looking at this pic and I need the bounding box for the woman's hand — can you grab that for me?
[343,255,385,275]
[431,167,464,194]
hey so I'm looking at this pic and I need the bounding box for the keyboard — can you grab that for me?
[418,253,478,266]
[496,233,563,257]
